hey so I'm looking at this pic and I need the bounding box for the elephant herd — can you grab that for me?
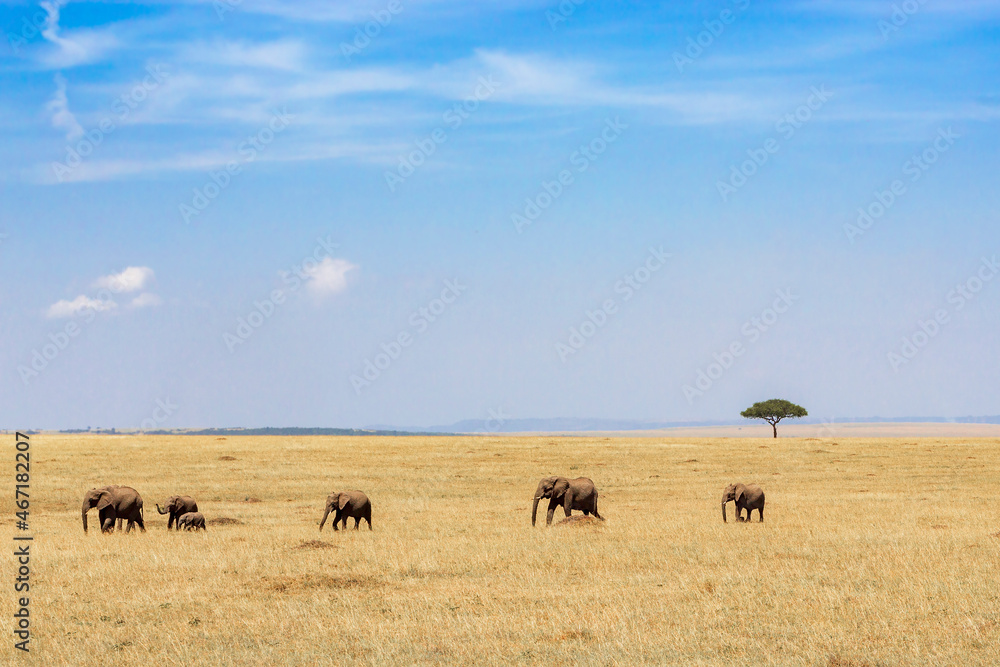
[81,478,766,534]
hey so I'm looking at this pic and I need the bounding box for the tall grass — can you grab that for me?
[4,434,998,665]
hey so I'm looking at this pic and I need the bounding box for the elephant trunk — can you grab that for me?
[319,506,331,532]
[82,502,90,532]
[721,501,727,523]
[156,503,169,515]
[531,496,541,526]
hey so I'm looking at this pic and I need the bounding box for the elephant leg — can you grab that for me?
[758,507,764,523]
[546,498,558,525]
[353,516,360,530]
[365,516,372,531]
[592,499,604,521]
[102,517,115,533]
[332,511,340,531]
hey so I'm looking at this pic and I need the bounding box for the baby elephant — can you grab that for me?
[721,483,764,523]
[319,490,372,531]
[176,512,206,531]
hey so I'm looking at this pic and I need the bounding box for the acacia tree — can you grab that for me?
[740,399,807,438]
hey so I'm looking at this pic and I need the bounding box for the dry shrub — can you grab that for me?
[553,515,602,527]
[208,517,243,526]
[292,540,337,550]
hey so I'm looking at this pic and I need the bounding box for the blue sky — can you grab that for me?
[2,0,999,430]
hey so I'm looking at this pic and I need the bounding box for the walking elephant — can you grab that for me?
[531,476,604,526]
[82,486,145,533]
[156,495,199,530]
[176,512,206,531]
[319,490,372,531]
[721,483,765,523]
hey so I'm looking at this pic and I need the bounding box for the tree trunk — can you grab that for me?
[772,423,778,438]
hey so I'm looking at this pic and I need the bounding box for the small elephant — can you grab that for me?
[319,490,372,531]
[82,485,145,533]
[176,512,206,531]
[531,476,604,526]
[721,483,765,523]
[156,495,199,531]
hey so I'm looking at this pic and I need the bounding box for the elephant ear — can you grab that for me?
[734,485,746,504]
[95,491,113,511]
[337,494,350,510]
[552,478,570,497]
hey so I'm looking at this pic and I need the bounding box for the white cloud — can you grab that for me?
[46,74,84,141]
[130,292,162,308]
[93,266,155,293]
[46,295,116,318]
[304,257,356,295]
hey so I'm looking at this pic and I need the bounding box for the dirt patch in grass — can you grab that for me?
[550,629,594,642]
[218,455,237,461]
[931,525,948,530]
[242,497,261,503]
[553,515,602,527]
[265,574,381,593]
[208,517,244,526]
[292,540,337,551]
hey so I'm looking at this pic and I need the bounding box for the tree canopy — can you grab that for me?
[740,399,808,438]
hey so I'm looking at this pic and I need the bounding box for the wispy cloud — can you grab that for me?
[46,294,116,318]
[182,40,308,71]
[130,292,163,308]
[40,0,119,68]
[45,74,84,141]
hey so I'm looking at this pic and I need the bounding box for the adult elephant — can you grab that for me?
[156,495,199,530]
[82,486,145,533]
[531,476,604,526]
[721,483,765,523]
[319,490,372,531]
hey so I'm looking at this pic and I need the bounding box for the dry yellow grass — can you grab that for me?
[3,434,999,666]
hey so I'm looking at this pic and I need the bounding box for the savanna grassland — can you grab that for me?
[3,434,1000,666]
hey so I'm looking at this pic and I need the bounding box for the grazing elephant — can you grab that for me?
[176,512,206,531]
[531,476,604,526]
[721,483,765,523]
[319,490,372,531]
[82,486,145,533]
[156,495,199,530]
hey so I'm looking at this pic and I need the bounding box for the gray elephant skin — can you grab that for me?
[531,476,604,526]
[721,483,765,523]
[176,512,206,531]
[156,495,199,530]
[82,485,145,533]
[319,490,372,531]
